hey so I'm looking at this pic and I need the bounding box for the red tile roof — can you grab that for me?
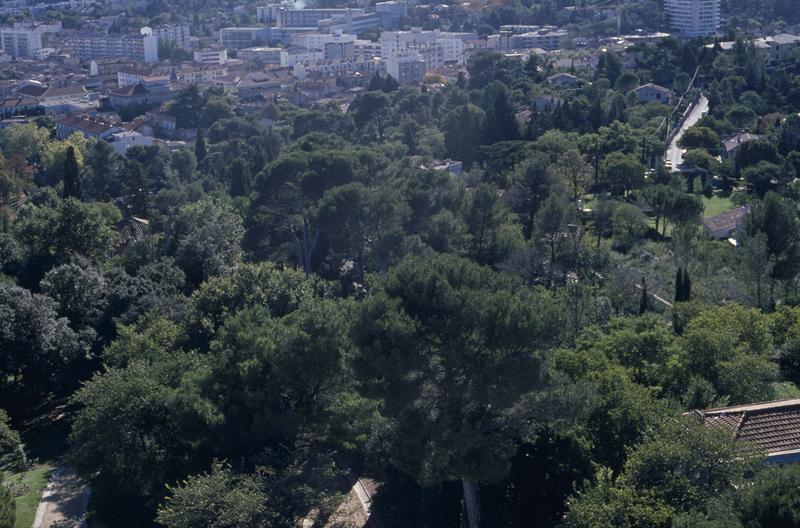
[690,398,800,457]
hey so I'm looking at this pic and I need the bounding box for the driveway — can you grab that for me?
[32,467,90,528]
[664,94,709,171]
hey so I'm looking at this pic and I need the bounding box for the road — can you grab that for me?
[664,93,709,171]
[32,467,90,528]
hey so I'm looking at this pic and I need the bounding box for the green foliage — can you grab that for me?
[68,353,217,518]
[0,473,13,528]
[354,254,561,487]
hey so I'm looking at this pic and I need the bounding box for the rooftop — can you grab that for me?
[702,205,749,234]
[689,398,800,459]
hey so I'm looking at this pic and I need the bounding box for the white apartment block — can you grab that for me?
[152,23,191,51]
[0,27,43,59]
[292,57,380,79]
[665,0,720,37]
[293,31,355,51]
[237,46,287,64]
[508,29,568,51]
[66,30,158,63]
[380,28,471,65]
[194,48,228,64]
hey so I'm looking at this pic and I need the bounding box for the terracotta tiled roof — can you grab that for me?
[0,97,39,109]
[42,85,87,98]
[56,115,117,135]
[690,399,800,457]
[16,84,47,97]
[702,206,749,235]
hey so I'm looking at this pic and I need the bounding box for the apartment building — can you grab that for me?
[665,0,720,37]
[375,1,407,30]
[292,57,380,80]
[152,23,191,51]
[381,28,471,64]
[237,46,287,64]
[386,54,426,84]
[0,27,43,59]
[65,29,158,63]
[508,29,568,51]
[293,31,356,59]
[194,49,228,65]
[219,27,270,49]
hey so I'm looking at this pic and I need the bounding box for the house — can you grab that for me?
[721,131,761,162]
[55,114,121,140]
[108,80,185,109]
[633,83,672,104]
[546,72,579,87]
[531,94,561,112]
[689,398,800,464]
[702,205,749,239]
[108,130,153,155]
[39,85,88,104]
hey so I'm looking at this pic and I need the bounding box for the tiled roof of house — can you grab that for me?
[15,84,47,97]
[690,398,800,457]
[42,85,87,98]
[56,115,117,135]
[0,97,39,109]
[702,205,749,234]
[635,82,672,95]
[722,132,760,153]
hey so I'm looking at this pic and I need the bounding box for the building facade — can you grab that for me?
[0,27,43,59]
[65,30,158,63]
[152,23,191,51]
[665,0,720,37]
[219,27,270,49]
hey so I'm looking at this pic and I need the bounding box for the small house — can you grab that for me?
[633,83,672,104]
[546,72,579,88]
[702,205,749,239]
[689,398,800,464]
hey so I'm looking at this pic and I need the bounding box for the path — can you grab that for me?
[664,94,709,171]
[32,467,90,528]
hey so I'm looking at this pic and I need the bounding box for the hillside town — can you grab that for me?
[6,0,800,527]
[0,0,791,153]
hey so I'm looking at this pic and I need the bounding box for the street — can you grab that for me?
[664,94,709,171]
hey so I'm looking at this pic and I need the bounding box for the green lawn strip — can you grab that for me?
[4,463,54,528]
[702,194,734,218]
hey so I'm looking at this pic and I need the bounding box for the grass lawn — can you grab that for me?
[4,463,53,528]
[702,194,734,218]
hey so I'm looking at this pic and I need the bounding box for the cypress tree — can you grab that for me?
[675,267,684,302]
[382,74,399,92]
[195,128,207,162]
[639,276,650,315]
[62,146,81,199]
[368,72,384,92]
[682,268,691,301]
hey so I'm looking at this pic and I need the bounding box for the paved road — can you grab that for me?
[664,94,709,171]
[32,467,90,528]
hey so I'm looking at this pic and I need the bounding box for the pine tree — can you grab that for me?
[639,276,650,315]
[62,146,82,199]
[675,267,684,302]
[195,129,207,162]
[0,474,15,528]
